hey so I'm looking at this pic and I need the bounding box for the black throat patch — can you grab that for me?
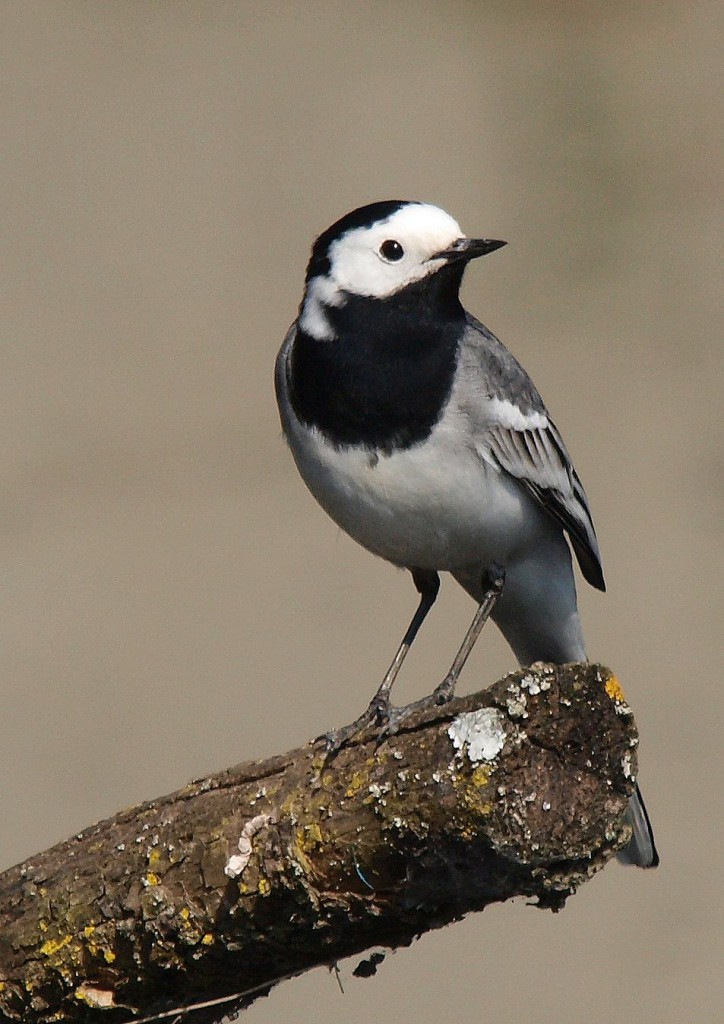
[288,265,466,453]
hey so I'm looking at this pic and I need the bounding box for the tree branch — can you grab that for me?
[0,663,638,1023]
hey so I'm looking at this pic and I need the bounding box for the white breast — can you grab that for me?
[280,392,547,572]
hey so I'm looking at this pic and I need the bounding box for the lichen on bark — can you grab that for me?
[0,663,638,1024]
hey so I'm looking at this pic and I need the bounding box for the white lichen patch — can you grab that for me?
[448,708,507,764]
[506,691,528,718]
[504,671,552,718]
[224,813,273,879]
[520,673,551,695]
[528,661,556,674]
[621,753,635,779]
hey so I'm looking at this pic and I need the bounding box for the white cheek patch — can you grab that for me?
[330,245,443,298]
[300,202,467,333]
[299,275,346,341]
[327,203,464,300]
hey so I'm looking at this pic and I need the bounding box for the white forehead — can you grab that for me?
[326,203,463,299]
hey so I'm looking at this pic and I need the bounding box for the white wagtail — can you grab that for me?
[275,200,658,868]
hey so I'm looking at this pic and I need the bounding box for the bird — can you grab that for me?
[275,199,658,868]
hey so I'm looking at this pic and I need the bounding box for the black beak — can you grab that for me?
[435,237,507,262]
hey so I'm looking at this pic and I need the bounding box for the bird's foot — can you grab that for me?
[375,675,457,742]
[323,691,392,758]
[323,679,455,758]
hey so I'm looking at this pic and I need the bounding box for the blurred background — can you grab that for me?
[2,2,722,1022]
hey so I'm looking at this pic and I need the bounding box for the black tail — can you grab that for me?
[617,782,660,868]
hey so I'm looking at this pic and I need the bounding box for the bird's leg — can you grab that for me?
[370,569,441,713]
[324,570,440,754]
[428,563,505,704]
[379,564,505,735]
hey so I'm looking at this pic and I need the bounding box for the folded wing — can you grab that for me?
[485,406,605,590]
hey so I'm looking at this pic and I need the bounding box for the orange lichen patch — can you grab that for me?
[604,674,626,704]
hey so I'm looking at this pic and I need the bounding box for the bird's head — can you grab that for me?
[299,200,505,341]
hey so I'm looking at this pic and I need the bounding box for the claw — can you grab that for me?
[322,694,391,758]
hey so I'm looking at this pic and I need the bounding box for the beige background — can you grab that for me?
[2,3,722,1022]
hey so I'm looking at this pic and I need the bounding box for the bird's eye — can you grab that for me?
[380,239,404,262]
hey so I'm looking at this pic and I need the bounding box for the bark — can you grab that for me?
[0,663,638,1024]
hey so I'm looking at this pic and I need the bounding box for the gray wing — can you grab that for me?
[461,315,605,591]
